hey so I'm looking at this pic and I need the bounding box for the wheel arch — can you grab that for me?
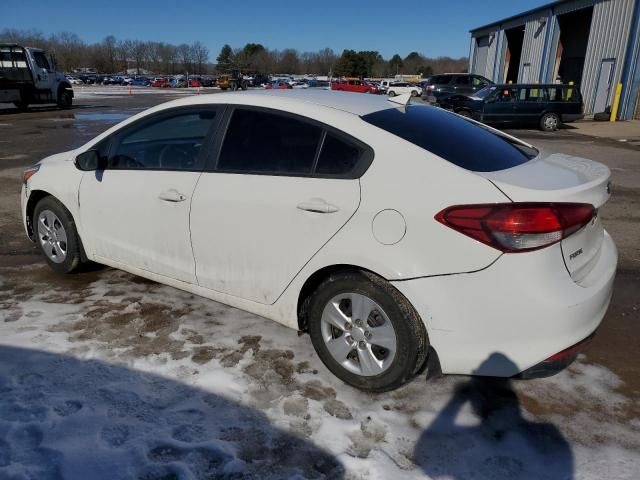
[297,264,401,332]
[26,190,88,262]
[25,189,54,240]
[57,81,72,97]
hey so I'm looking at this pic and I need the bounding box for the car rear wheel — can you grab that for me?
[411,90,418,97]
[307,270,428,392]
[540,112,560,132]
[34,196,84,274]
[388,91,396,97]
[457,109,472,118]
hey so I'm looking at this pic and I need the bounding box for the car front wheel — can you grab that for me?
[307,270,428,392]
[34,196,85,274]
[388,91,396,97]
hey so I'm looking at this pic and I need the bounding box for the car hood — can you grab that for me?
[38,150,76,167]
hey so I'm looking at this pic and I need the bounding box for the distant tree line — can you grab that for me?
[1,28,467,77]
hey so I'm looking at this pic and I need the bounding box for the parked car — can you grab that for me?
[386,82,422,97]
[422,73,493,103]
[265,81,292,90]
[331,79,377,94]
[307,80,331,89]
[130,77,150,87]
[250,74,271,87]
[102,76,124,85]
[66,76,82,85]
[438,84,584,131]
[22,90,615,392]
[150,78,170,88]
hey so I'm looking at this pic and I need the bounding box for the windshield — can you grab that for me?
[473,85,497,99]
[361,105,537,172]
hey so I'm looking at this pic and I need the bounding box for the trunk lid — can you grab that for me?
[478,151,611,283]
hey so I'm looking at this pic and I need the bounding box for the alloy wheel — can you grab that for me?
[37,209,68,263]
[320,292,397,376]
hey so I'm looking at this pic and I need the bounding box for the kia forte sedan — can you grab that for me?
[21,90,617,392]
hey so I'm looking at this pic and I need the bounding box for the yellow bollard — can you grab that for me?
[610,83,623,122]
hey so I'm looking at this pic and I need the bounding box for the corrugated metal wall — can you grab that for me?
[470,0,637,114]
[470,29,500,79]
[581,0,635,113]
[520,12,552,82]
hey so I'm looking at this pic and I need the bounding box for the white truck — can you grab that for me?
[0,44,73,110]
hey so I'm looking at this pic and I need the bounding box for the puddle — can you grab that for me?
[74,112,131,122]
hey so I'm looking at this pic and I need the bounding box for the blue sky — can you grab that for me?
[5,0,548,58]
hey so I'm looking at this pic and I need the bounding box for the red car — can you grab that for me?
[265,81,292,90]
[188,79,202,88]
[150,78,169,88]
[331,79,377,94]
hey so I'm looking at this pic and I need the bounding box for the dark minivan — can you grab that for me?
[437,84,584,131]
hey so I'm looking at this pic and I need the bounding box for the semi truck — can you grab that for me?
[0,44,73,111]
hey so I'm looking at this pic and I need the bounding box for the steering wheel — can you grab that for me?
[158,144,193,169]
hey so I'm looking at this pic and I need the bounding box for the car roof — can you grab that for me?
[493,83,579,88]
[164,89,397,116]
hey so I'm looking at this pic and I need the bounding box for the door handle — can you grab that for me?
[158,189,187,202]
[297,198,339,214]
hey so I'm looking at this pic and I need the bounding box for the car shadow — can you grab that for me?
[414,353,574,480]
[0,345,344,479]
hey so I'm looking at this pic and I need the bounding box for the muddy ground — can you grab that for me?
[0,87,639,479]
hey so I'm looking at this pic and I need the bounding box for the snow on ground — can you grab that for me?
[0,264,639,479]
[73,85,220,100]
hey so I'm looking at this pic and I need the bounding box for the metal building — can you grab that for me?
[469,0,640,119]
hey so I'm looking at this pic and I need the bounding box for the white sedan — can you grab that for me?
[21,90,617,391]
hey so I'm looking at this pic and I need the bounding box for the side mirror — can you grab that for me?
[75,149,106,171]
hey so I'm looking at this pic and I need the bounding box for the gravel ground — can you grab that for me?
[0,89,638,479]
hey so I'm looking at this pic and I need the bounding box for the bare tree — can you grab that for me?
[190,41,209,75]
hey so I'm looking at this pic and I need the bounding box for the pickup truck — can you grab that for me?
[0,43,73,110]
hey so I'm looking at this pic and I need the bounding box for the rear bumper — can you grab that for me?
[515,330,595,379]
[392,231,617,377]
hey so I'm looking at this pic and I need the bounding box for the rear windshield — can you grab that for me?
[361,105,537,172]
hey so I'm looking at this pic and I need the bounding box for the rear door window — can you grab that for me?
[361,105,537,172]
[455,76,471,85]
[217,108,322,175]
[216,108,372,178]
[315,133,364,176]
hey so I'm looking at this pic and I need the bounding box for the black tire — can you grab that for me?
[33,196,84,274]
[539,112,560,132]
[457,109,472,118]
[57,89,73,109]
[388,90,396,97]
[307,270,429,392]
[13,100,28,111]
[411,90,418,97]
[241,81,248,91]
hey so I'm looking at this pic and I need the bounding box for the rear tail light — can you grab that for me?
[23,165,40,185]
[435,203,595,252]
